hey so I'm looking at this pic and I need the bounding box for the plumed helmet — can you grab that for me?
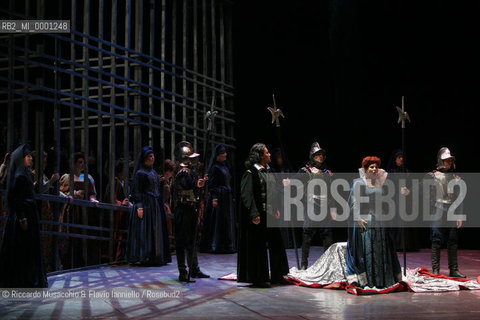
[174,141,200,163]
[436,147,455,170]
[309,142,326,160]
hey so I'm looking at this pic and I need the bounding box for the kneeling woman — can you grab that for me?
[346,156,402,288]
[126,146,171,266]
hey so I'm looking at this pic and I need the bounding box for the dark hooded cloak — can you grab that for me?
[0,144,48,288]
[200,144,236,253]
[126,146,171,265]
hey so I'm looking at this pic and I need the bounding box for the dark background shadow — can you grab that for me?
[232,0,480,249]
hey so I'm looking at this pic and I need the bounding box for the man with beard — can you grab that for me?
[238,143,289,288]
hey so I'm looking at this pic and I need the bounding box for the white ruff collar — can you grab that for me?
[358,167,387,187]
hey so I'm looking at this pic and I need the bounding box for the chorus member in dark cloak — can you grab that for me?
[270,147,298,250]
[0,144,48,288]
[386,149,419,252]
[346,156,402,288]
[299,142,334,270]
[426,147,465,278]
[126,146,171,266]
[270,147,294,173]
[172,141,210,282]
[238,143,289,288]
[200,144,236,253]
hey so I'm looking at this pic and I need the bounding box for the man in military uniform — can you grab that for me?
[428,147,466,278]
[173,141,210,282]
[299,142,334,270]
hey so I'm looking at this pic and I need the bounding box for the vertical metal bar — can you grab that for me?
[124,0,132,194]
[97,0,105,265]
[38,0,46,189]
[148,0,155,149]
[211,0,217,97]
[6,0,14,152]
[225,1,233,113]
[82,0,91,267]
[219,1,226,143]
[35,110,42,193]
[224,1,235,195]
[22,0,30,143]
[182,0,188,140]
[160,0,166,154]
[171,0,177,156]
[39,107,45,192]
[97,0,105,203]
[69,0,77,268]
[109,0,118,262]
[36,0,45,189]
[33,0,45,205]
[193,0,198,152]
[134,0,143,153]
[202,0,208,153]
[37,0,46,183]
[53,4,62,270]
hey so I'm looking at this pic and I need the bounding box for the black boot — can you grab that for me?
[177,248,195,282]
[431,243,441,275]
[178,271,196,282]
[301,234,311,270]
[191,270,210,278]
[187,249,210,278]
[448,245,466,278]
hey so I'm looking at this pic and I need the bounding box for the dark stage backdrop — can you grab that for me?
[231,0,480,249]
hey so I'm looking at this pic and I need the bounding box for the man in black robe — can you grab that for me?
[238,143,289,288]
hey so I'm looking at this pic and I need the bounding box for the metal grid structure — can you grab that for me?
[0,0,235,273]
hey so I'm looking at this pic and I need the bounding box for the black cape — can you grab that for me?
[237,165,289,283]
[200,160,236,253]
[0,144,48,288]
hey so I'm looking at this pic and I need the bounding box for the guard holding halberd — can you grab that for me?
[172,141,210,282]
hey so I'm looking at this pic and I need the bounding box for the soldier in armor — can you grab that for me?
[172,141,210,282]
[299,142,334,270]
[427,147,466,278]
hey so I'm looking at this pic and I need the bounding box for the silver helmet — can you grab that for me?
[436,147,455,170]
[174,141,200,164]
[309,142,326,160]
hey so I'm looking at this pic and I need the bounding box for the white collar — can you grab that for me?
[358,167,387,187]
[254,163,270,171]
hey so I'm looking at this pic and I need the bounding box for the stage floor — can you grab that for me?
[1,247,480,319]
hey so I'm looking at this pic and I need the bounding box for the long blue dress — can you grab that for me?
[126,165,171,266]
[346,170,402,288]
